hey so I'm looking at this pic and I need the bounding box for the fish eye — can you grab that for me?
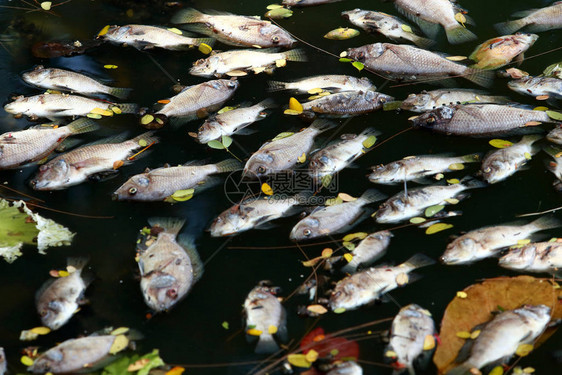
[483,167,492,173]
[272,36,280,43]
[128,187,137,195]
[227,81,237,88]
[427,116,435,123]
[257,165,266,174]
[303,229,312,237]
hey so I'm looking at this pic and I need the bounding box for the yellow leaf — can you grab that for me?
[305,349,319,363]
[456,291,468,298]
[308,88,323,94]
[456,331,471,339]
[275,59,287,68]
[126,9,134,17]
[198,43,212,54]
[446,56,467,61]
[268,325,278,334]
[171,189,195,202]
[58,270,70,277]
[321,248,333,258]
[21,355,34,366]
[98,25,110,37]
[455,12,467,26]
[109,335,129,354]
[333,307,346,314]
[284,109,301,116]
[410,217,426,224]
[261,183,274,196]
[90,108,113,116]
[517,239,531,245]
[104,64,118,69]
[110,327,130,336]
[30,326,51,335]
[41,2,52,11]
[113,160,124,170]
[470,330,481,339]
[524,152,532,160]
[297,152,306,163]
[516,343,534,357]
[523,367,535,374]
[525,121,542,126]
[435,173,445,180]
[87,113,102,119]
[445,198,459,205]
[489,366,504,375]
[167,27,183,35]
[289,97,303,113]
[307,304,328,314]
[246,328,263,336]
[127,358,150,372]
[141,114,155,125]
[302,257,321,267]
[111,106,122,114]
[138,139,148,147]
[448,163,464,170]
[342,232,368,242]
[217,106,236,114]
[287,354,312,368]
[533,106,549,112]
[343,253,353,263]
[166,367,185,375]
[423,334,436,350]
[325,197,343,206]
[447,178,460,184]
[401,24,413,33]
[267,4,284,10]
[338,193,356,202]
[362,135,377,149]
[426,223,453,235]
[385,350,397,358]
[395,272,409,286]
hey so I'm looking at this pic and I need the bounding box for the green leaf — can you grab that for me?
[425,204,445,217]
[137,349,165,375]
[339,58,352,63]
[222,321,230,330]
[272,132,294,141]
[546,110,562,121]
[383,101,403,111]
[221,135,233,148]
[351,61,364,71]
[207,140,225,149]
[101,355,132,375]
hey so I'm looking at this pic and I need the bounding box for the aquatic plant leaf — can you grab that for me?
[307,305,328,315]
[454,12,466,26]
[289,97,303,113]
[207,140,225,150]
[98,25,110,37]
[141,114,154,125]
[297,152,306,163]
[21,355,34,366]
[267,4,284,10]
[339,58,352,62]
[221,135,233,148]
[104,65,118,69]
[166,366,186,375]
[167,28,182,35]
[489,139,513,149]
[109,335,129,354]
[489,366,504,375]
[284,109,300,115]
[342,232,368,242]
[401,24,413,33]
[425,223,453,235]
[222,321,229,330]
[533,106,548,112]
[457,291,468,299]
[321,248,333,258]
[265,7,293,19]
[446,56,467,61]
[410,217,426,224]
[247,328,263,336]
[425,205,445,217]
[217,106,236,114]
[338,193,356,202]
[362,135,377,149]
[305,349,319,363]
[434,276,562,374]
[351,61,364,71]
[261,183,274,196]
[288,354,312,368]
[198,43,212,54]
[542,61,562,78]
[170,189,195,202]
[324,28,360,40]
[343,253,353,263]
[547,111,562,121]
[383,101,403,111]
[515,344,534,357]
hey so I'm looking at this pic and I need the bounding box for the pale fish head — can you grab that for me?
[103,25,131,42]
[440,236,478,265]
[22,65,49,85]
[38,299,72,331]
[243,153,275,179]
[498,245,537,269]
[309,154,335,178]
[517,304,551,328]
[189,56,218,77]
[141,272,182,312]
[197,120,222,144]
[259,23,296,47]
[289,216,321,241]
[513,32,539,46]
[374,199,404,223]
[507,76,541,96]
[113,174,152,201]
[209,206,246,237]
[31,159,71,190]
[28,349,63,373]
[401,91,432,112]
[341,9,369,23]
[215,78,240,92]
[328,280,359,311]
[409,106,455,130]
[4,95,29,115]
[547,127,562,145]
[346,43,385,63]
[369,162,402,183]
[481,159,512,184]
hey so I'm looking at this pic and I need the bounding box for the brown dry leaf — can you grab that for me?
[434,276,562,374]
[127,358,150,371]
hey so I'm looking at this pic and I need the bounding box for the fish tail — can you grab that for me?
[445,24,477,45]
[542,144,562,157]
[147,217,186,236]
[359,188,387,204]
[178,234,204,282]
[108,87,133,100]
[215,159,242,173]
[67,256,89,272]
[257,97,278,110]
[309,119,336,133]
[412,35,436,49]
[402,253,435,270]
[267,80,289,92]
[66,118,100,135]
[171,8,204,24]
[460,176,487,189]
[446,363,476,375]
[527,216,561,232]
[283,48,307,62]
[254,333,279,354]
[494,19,527,35]
[114,102,139,114]
[520,134,543,145]
[464,68,495,88]
[460,153,481,163]
[360,127,382,138]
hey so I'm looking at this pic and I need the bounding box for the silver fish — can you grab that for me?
[446,305,551,375]
[374,178,486,224]
[0,347,6,375]
[342,9,435,48]
[4,94,138,121]
[155,79,239,120]
[190,49,306,77]
[31,132,158,190]
[547,126,562,145]
[440,216,561,265]
[341,230,392,273]
[243,119,335,178]
[22,66,132,99]
[385,304,436,375]
[0,118,99,169]
[283,0,343,6]
[481,135,542,184]
[36,257,91,330]
[499,241,562,275]
[113,159,240,202]
[369,153,481,185]
[508,76,562,100]
[268,74,376,93]
[401,89,508,112]
[326,361,363,375]
[290,189,387,241]
[393,0,477,44]
[138,218,203,312]
[495,3,562,35]
[410,104,555,136]
[99,24,213,50]
[309,128,379,179]
[171,8,295,48]
[329,254,435,311]
[469,33,538,70]
[301,90,394,118]
[197,99,276,144]
[243,282,287,354]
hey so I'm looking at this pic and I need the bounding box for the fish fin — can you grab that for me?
[283,49,307,62]
[67,256,89,272]
[511,9,538,18]
[113,103,139,114]
[66,118,100,135]
[412,35,436,49]
[520,134,543,146]
[394,6,440,38]
[267,80,288,92]
[527,216,561,232]
[411,176,434,185]
[130,131,159,147]
[177,234,204,282]
[524,22,558,33]
[359,188,388,204]
[254,333,279,354]
[171,8,205,24]
[235,128,257,135]
[309,119,336,133]
[401,253,435,270]
[459,176,487,189]
[147,217,186,236]
[445,25,477,45]
[215,158,242,173]
[464,68,494,88]
[108,87,133,100]
[460,153,481,163]
[494,19,527,35]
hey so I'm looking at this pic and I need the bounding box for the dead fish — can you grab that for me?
[309,128,379,179]
[171,8,295,48]
[341,230,393,273]
[113,159,240,202]
[190,48,306,77]
[369,153,481,185]
[346,43,493,87]
[243,282,287,354]
[547,126,562,145]
[28,329,140,374]
[210,193,306,237]
[508,76,562,100]
[36,257,92,331]
[243,119,335,178]
[543,145,562,190]
[440,216,561,265]
[290,189,387,241]
[401,89,508,112]
[268,74,376,93]
[410,104,556,136]
[499,241,562,276]
[393,0,477,44]
[98,24,213,50]
[342,9,435,48]
[469,33,538,70]
[155,79,239,120]
[301,90,394,118]
[385,304,436,375]
[283,0,343,7]
[374,177,486,224]
[30,132,158,190]
[138,218,203,312]
[0,348,5,375]
[481,135,542,184]
[0,118,99,170]
[495,3,562,35]
[197,99,276,144]
[446,305,551,375]
[329,254,435,311]
[4,94,138,121]
[22,66,132,99]
[326,361,363,375]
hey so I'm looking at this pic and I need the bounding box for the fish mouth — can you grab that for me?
[111,192,121,201]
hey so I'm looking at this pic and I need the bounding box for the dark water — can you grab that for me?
[0,0,562,374]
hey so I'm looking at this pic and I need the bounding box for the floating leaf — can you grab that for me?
[87,113,102,119]
[470,330,481,339]
[297,152,306,163]
[456,331,471,339]
[401,24,413,33]
[525,121,542,126]
[138,139,148,147]
[207,140,225,150]
[41,2,52,11]
[167,27,183,35]
[284,109,301,116]
[217,106,236,114]
[362,135,377,149]
[383,100,403,111]
[157,99,171,105]
[305,349,319,363]
[113,160,124,170]
[395,272,409,286]
[261,183,274,196]
[287,354,312,368]
[308,88,323,94]
[58,270,70,277]
[547,110,562,121]
[339,58,352,63]
[111,106,122,114]
[104,64,118,69]
[351,61,364,71]
[324,28,360,40]
[456,291,468,299]
[516,343,534,357]
[109,334,129,354]
[247,328,263,336]
[325,197,343,206]
[446,56,467,61]
[321,248,333,258]
[170,189,195,202]
[198,43,213,54]
[385,350,397,358]
[307,304,328,315]
[128,358,150,372]
[339,51,348,57]
[268,325,278,334]
[265,7,293,19]
[226,70,247,77]
[21,355,34,366]
[222,135,233,148]
[448,163,464,170]
[111,327,129,336]
[302,257,321,267]
[333,307,346,314]
[426,223,453,235]
[489,139,513,149]
[423,335,436,350]
[410,217,426,224]
[98,25,110,37]
[425,205,445,217]
[222,321,229,330]
[455,12,466,26]
[166,367,185,375]
[523,367,535,374]
[289,97,303,113]
[533,106,548,112]
[338,193,356,202]
[273,132,294,141]
[342,242,355,251]
[266,4,283,10]
[489,366,504,375]
[536,95,549,101]
[275,58,287,68]
[321,174,333,188]
[141,114,154,125]
[342,232,368,242]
